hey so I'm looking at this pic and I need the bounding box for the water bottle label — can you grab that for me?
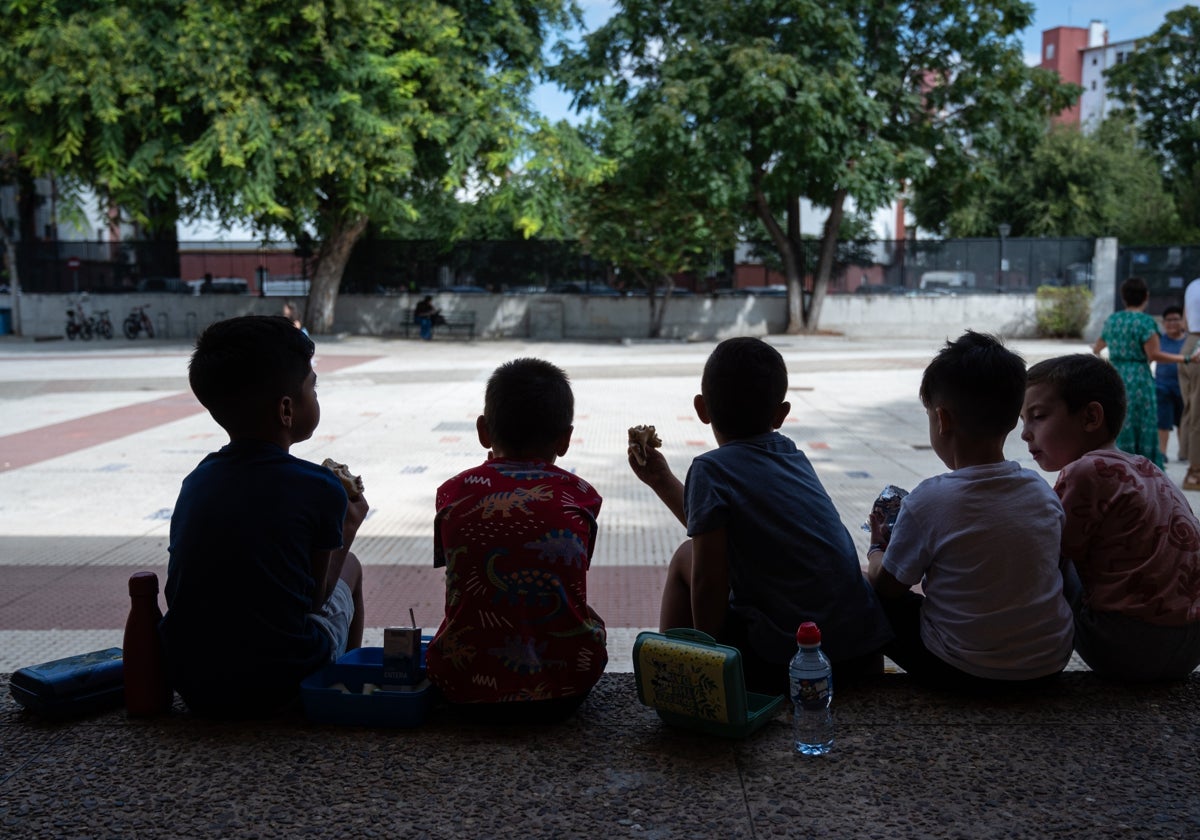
[793,676,830,711]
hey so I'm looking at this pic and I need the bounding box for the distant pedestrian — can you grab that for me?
[1155,305,1186,461]
[1093,277,1196,469]
[282,300,307,336]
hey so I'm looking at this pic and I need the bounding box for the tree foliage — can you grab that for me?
[912,114,1187,242]
[1106,5,1200,231]
[0,0,573,331]
[553,0,1074,332]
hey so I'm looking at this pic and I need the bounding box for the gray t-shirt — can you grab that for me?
[685,432,892,664]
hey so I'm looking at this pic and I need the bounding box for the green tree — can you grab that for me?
[912,115,1186,242]
[0,1,573,332]
[554,0,1073,332]
[559,106,741,337]
[176,0,573,331]
[0,1,187,276]
[1106,5,1200,232]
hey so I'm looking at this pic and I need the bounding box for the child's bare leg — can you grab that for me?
[326,549,364,650]
[1160,429,1171,458]
[340,551,364,650]
[659,540,695,632]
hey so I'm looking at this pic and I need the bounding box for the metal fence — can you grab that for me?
[7,236,1096,297]
[1116,245,1200,314]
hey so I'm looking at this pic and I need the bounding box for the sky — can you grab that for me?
[533,1,1187,124]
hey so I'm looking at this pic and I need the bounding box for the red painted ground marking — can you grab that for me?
[783,416,799,423]
[676,415,695,421]
[0,563,665,629]
[685,440,707,447]
[809,442,830,450]
[439,436,461,444]
[0,355,381,472]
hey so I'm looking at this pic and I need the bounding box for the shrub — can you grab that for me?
[1035,285,1093,338]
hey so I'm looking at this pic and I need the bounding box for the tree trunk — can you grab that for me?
[807,189,847,334]
[139,195,182,281]
[0,221,22,335]
[751,187,806,334]
[649,275,675,338]
[307,214,369,334]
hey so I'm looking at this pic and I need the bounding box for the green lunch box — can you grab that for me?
[632,628,785,738]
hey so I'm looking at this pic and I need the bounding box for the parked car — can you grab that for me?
[435,285,492,294]
[136,277,191,294]
[544,281,621,295]
[187,277,250,295]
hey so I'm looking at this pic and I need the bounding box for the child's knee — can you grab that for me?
[668,540,694,577]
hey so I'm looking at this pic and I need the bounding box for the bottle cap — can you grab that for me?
[129,571,160,596]
[796,621,821,645]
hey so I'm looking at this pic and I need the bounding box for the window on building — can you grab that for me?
[1091,81,1097,90]
[1046,43,1055,60]
[1092,57,1098,65]
[1116,51,1126,63]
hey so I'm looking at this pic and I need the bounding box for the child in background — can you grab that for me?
[630,337,892,695]
[1155,305,1186,461]
[162,316,368,717]
[426,358,607,723]
[1023,354,1200,681]
[867,331,1073,690]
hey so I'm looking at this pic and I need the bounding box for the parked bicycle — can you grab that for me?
[123,305,155,340]
[65,307,93,341]
[90,309,114,340]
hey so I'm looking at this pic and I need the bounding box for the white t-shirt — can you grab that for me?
[1185,278,1200,333]
[882,461,1074,680]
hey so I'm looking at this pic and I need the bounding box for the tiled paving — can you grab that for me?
[1,330,1192,675]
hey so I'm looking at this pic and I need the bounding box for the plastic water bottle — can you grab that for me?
[123,571,172,716]
[789,621,833,755]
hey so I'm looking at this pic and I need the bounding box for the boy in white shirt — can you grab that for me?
[867,331,1074,690]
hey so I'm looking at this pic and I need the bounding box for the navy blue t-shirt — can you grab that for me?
[162,440,346,716]
[685,432,893,665]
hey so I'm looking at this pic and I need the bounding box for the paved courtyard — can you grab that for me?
[0,329,1183,675]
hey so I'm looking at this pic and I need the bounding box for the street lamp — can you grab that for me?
[997,223,1011,290]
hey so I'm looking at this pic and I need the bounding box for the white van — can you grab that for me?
[919,271,976,290]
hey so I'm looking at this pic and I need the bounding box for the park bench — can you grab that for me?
[402,307,476,340]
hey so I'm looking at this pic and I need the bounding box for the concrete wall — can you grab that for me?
[2,290,1047,342]
[0,239,1117,342]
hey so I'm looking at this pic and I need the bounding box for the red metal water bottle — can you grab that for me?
[123,571,172,716]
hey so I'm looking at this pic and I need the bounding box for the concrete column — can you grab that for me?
[1086,237,1118,342]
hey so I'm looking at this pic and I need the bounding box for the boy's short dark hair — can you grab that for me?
[919,331,1026,438]
[1163,304,1184,319]
[189,315,315,432]
[1120,276,1149,307]
[1026,355,1126,439]
[701,337,788,439]
[484,358,574,455]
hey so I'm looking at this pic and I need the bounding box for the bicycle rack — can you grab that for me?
[157,312,170,338]
[185,312,198,337]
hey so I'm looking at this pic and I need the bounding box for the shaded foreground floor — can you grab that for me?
[3,671,1198,838]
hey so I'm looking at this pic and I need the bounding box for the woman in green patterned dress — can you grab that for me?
[1094,277,1198,468]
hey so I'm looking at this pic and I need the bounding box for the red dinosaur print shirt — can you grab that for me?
[426,458,607,704]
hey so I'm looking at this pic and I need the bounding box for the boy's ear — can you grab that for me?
[771,401,791,429]
[475,415,492,449]
[934,405,954,437]
[554,425,574,457]
[1082,401,1107,433]
[693,394,711,425]
[279,395,294,429]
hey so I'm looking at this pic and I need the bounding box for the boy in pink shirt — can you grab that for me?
[1023,354,1200,681]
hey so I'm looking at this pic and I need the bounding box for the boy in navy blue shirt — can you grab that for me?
[629,337,891,694]
[162,316,368,717]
